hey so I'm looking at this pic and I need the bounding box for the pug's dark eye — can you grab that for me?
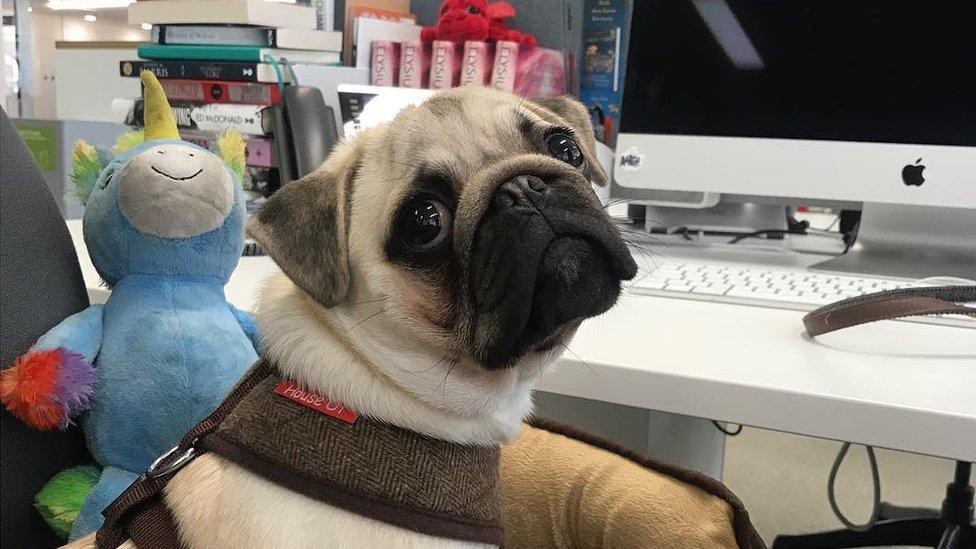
[546,133,584,167]
[396,195,452,250]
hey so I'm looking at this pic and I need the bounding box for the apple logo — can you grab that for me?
[901,158,925,187]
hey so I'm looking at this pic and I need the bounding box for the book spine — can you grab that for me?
[490,41,519,92]
[428,41,460,90]
[151,25,273,47]
[397,40,428,88]
[181,134,276,168]
[459,41,491,86]
[123,100,273,136]
[369,41,400,87]
[121,60,270,83]
[156,79,281,106]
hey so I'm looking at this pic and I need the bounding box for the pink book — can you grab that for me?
[459,41,491,86]
[514,47,568,98]
[398,40,429,88]
[428,40,461,89]
[370,41,400,87]
[489,40,519,92]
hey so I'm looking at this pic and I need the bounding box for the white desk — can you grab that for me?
[66,220,976,463]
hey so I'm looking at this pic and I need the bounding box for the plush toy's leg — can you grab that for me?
[68,466,140,541]
[34,464,102,539]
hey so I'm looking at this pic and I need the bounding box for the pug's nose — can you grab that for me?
[492,175,548,210]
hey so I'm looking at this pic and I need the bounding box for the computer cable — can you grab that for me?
[823,276,974,534]
[827,442,881,532]
[711,421,743,436]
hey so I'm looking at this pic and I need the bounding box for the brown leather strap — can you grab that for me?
[96,362,274,548]
[803,285,976,337]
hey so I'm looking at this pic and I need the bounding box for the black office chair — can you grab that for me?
[1,108,94,548]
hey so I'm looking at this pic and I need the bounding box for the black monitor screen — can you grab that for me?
[620,1,976,146]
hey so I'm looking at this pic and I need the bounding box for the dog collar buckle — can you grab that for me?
[146,443,197,479]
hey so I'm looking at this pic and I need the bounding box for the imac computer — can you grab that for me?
[612,0,976,280]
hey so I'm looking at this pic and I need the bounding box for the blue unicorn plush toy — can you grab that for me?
[0,72,259,539]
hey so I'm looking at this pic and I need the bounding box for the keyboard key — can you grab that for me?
[664,284,694,292]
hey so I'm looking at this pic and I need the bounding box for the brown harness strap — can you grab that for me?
[803,285,975,336]
[95,360,505,548]
[97,362,274,549]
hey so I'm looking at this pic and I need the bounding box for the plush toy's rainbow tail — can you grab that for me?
[0,348,95,430]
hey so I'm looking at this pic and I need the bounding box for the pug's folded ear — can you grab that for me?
[247,141,360,307]
[530,96,608,187]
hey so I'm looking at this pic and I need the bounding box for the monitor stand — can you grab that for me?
[813,204,976,280]
[643,202,787,233]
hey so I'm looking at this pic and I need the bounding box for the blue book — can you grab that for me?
[578,0,633,146]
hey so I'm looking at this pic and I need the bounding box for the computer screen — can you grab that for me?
[613,0,976,208]
[620,0,975,147]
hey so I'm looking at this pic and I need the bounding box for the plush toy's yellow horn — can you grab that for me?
[140,71,179,141]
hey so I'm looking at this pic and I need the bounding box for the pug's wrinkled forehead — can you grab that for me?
[375,88,607,205]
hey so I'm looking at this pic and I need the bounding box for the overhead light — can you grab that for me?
[27,6,34,12]
[84,14,97,22]
[47,1,135,10]
[141,23,152,31]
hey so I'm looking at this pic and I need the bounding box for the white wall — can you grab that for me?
[56,46,140,122]
[18,7,147,119]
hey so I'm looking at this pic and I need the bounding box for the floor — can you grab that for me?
[722,426,957,546]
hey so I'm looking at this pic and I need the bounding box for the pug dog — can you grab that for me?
[71,86,637,548]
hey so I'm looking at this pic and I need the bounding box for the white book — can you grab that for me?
[153,25,342,51]
[353,17,421,69]
[128,0,316,29]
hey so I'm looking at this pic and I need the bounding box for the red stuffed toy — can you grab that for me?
[421,0,537,47]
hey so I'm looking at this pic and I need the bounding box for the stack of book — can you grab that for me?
[119,0,341,210]
[369,39,567,97]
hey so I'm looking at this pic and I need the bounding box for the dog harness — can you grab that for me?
[96,360,505,548]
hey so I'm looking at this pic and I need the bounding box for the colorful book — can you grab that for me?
[151,25,342,52]
[490,41,519,92]
[120,60,291,84]
[397,41,428,88]
[428,41,460,90]
[459,41,491,87]
[115,99,274,136]
[369,41,399,87]
[579,0,633,145]
[138,44,340,65]
[181,132,276,168]
[128,0,316,30]
[155,79,282,106]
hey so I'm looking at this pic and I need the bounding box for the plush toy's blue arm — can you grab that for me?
[34,305,105,361]
[1,305,103,430]
[230,305,261,350]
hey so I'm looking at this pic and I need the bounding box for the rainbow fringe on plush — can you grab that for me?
[0,348,95,430]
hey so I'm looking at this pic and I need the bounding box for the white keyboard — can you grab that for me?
[628,261,976,327]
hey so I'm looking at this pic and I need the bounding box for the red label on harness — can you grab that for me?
[274,380,359,424]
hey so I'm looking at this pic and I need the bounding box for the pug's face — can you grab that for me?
[249,87,637,371]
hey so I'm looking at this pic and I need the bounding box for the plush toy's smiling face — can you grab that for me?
[116,143,234,238]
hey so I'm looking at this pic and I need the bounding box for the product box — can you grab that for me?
[369,40,400,86]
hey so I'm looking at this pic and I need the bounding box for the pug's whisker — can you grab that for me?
[557,341,601,378]
[341,297,389,307]
[345,307,386,331]
[403,354,451,375]
[435,356,460,398]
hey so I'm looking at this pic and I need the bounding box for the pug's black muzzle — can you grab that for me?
[470,175,638,369]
